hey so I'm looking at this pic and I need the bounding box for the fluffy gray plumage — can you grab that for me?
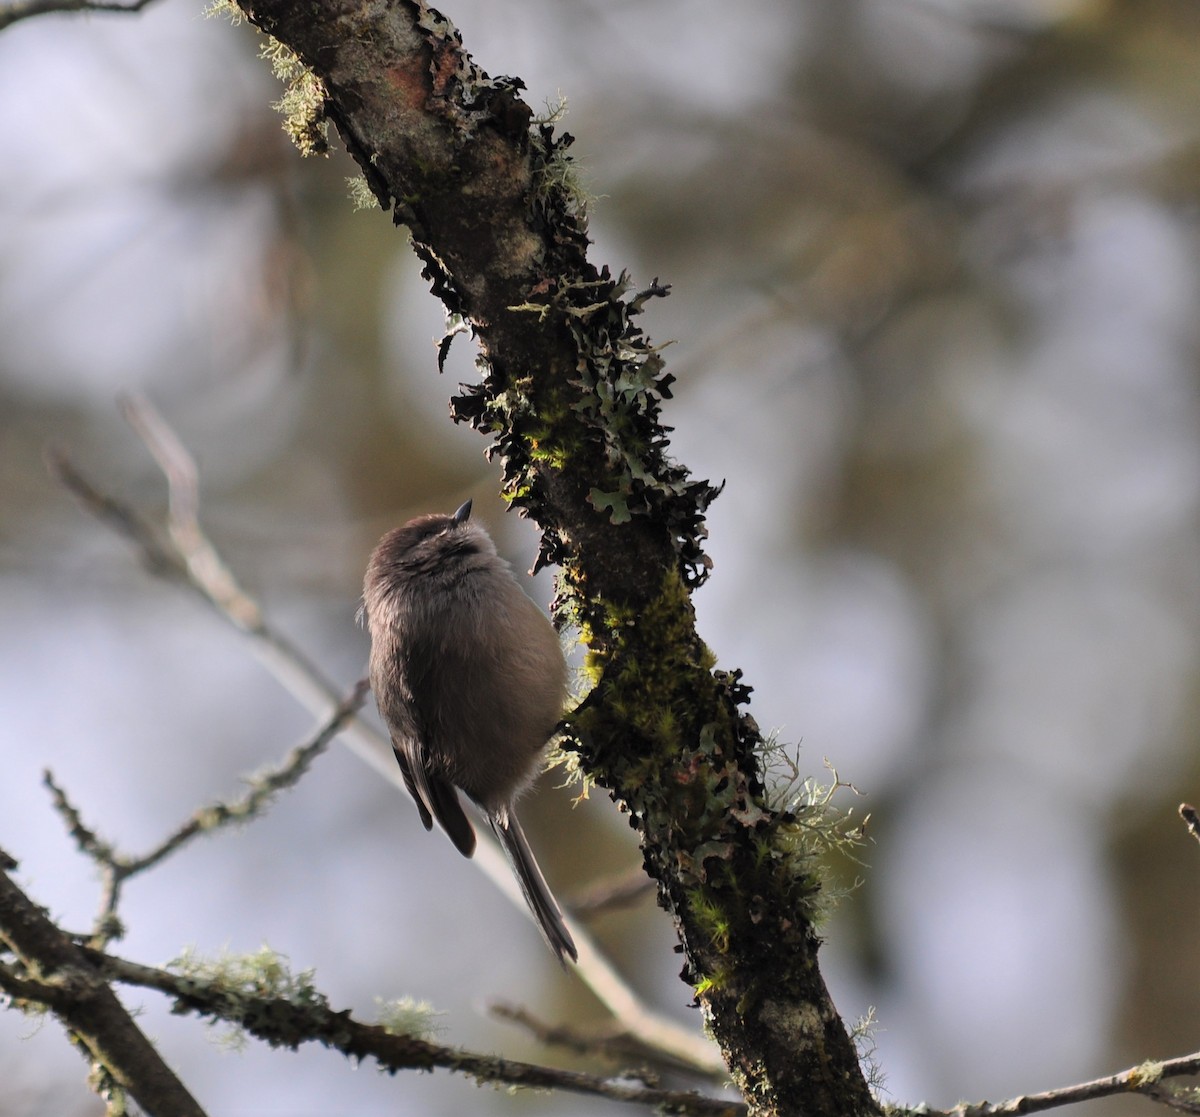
[362,499,576,963]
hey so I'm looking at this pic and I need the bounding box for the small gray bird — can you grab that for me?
[361,499,577,962]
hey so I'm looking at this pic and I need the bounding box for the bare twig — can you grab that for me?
[119,393,262,630]
[43,681,371,947]
[492,999,660,1074]
[46,402,726,1079]
[0,0,157,33]
[46,440,382,768]
[45,447,185,582]
[0,853,209,1117]
[928,1056,1200,1117]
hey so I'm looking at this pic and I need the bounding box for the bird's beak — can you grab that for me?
[452,499,473,525]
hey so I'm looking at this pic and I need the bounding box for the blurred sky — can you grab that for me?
[3,0,1200,1114]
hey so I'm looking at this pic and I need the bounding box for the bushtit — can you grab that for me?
[362,499,577,963]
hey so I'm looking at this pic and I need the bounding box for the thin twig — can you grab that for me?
[929,1055,1200,1117]
[119,393,262,630]
[43,681,371,947]
[492,1001,660,1071]
[0,0,157,33]
[47,441,376,758]
[47,402,726,1078]
[45,447,185,582]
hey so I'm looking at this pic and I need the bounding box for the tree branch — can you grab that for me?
[227,3,874,1113]
[60,937,744,1116]
[0,855,209,1117]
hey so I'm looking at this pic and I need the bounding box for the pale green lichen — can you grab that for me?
[374,995,444,1040]
[533,94,569,128]
[211,9,328,156]
[172,944,320,1001]
[202,0,241,24]
[260,38,329,157]
[1128,1059,1165,1086]
[348,174,383,212]
[850,1006,887,1100]
[170,944,327,1049]
[760,745,870,921]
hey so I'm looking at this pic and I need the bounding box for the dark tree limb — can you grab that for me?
[228,3,877,1115]
[81,946,745,1116]
[0,855,208,1117]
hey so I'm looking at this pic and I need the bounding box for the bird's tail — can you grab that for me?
[491,813,577,964]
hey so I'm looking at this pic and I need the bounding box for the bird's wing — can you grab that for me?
[392,732,477,857]
[384,628,478,858]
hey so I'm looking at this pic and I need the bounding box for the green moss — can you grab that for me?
[585,568,722,765]
[687,888,732,954]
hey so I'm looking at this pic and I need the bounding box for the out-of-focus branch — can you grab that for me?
[567,865,657,917]
[46,397,726,1080]
[118,393,262,630]
[42,680,370,947]
[0,853,209,1117]
[0,0,157,33]
[491,1000,727,1086]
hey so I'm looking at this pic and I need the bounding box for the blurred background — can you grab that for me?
[3,0,1200,1113]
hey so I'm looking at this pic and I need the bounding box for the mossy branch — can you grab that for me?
[0,887,744,1117]
[227,3,877,1114]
